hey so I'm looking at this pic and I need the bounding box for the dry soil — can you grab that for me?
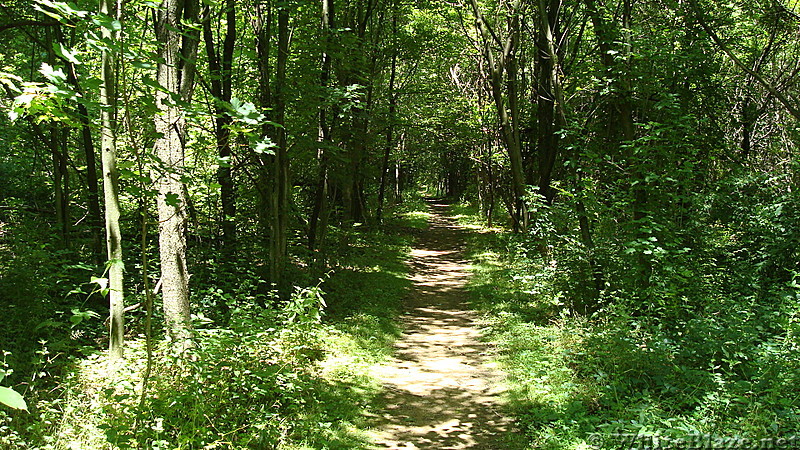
[368,201,526,449]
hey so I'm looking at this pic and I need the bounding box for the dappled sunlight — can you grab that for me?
[368,200,525,449]
[410,249,455,257]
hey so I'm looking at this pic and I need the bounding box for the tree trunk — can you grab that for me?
[541,0,604,303]
[154,0,199,342]
[64,61,103,263]
[99,0,124,361]
[309,0,335,254]
[535,0,561,205]
[203,0,237,256]
[574,167,604,307]
[469,0,526,231]
[269,5,290,293]
[377,8,397,226]
[252,0,273,276]
[79,106,103,264]
[45,27,70,247]
[51,127,69,246]
[350,85,372,224]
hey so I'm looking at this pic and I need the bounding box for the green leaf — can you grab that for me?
[39,63,67,83]
[70,308,100,326]
[90,276,108,290]
[132,60,155,70]
[0,386,28,411]
[54,42,82,65]
[35,319,65,330]
[252,138,276,155]
[216,156,231,168]
[34,1,89,24]
[164,193,181,207]
[0,72,22,94]
[227,97,265,125]
[142,75,168,93]
[93,14,122,31]
[81,77,102,91]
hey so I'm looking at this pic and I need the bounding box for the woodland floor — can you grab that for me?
[366,201,526,449]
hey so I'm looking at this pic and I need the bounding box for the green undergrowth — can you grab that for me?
[391,196,434,231]
[458,202,800,449]
[448,202,502,231]
[0,203,428,449]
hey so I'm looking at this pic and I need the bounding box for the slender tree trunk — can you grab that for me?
[51,127,69,245]
[740,98,753,160]
[45,27,70,247]
[251,0,289,293]
[203,0,237,256]
[350,84,372,224]
[483,138,496,228]
[64,61,103,263]
[80,107,103,263]
[100,0,124,361]
[252,0,273,277]
[393,133,405,203]
[535,0,562,205]
[375,32,396,224]
[309,0,334,254]
[379,10,400,223]
[583,0,635,140]
[53,22,102,259]
[487,154,495,227]
[469,0,526,231]
[540,0,604,302]
[574,166,604,305]
[477,83,495,226]
[269,5,290,293]
[737,25,777,160]
[154,0,199,342]
[338,0,382,225]
[394,159,401,203]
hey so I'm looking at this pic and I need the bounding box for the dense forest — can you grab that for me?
[1,0,800,448]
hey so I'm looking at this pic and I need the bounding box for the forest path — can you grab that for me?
[367,201,524,449]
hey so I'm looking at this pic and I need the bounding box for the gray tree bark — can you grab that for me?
[154,0,199,342]
[99,0,124,361]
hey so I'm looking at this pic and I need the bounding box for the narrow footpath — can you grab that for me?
[368,201,525,449]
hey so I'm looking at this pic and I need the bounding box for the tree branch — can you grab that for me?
[0,20,59,33]
[692,4,800,122]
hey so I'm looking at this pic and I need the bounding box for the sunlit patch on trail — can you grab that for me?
[368,201,525,449]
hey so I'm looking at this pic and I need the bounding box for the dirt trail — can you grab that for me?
[368,201,524,449]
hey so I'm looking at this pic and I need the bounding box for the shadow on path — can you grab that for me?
[368,201,525,449]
